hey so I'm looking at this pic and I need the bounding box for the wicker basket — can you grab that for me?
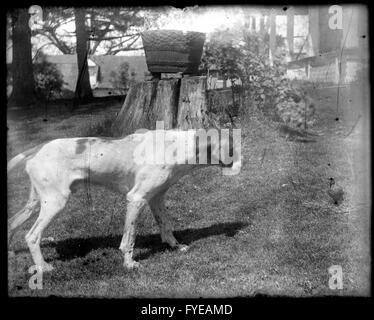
[141,30,206,74]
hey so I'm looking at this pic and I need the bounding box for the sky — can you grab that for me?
[156,7,246,33]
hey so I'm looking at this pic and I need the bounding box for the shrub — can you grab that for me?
[241,56,316,129]
[33,55,65,100]
[206,89,239,128]
[201,28,316,130]
[274,86,316,129]
[200,29,244,82]
[109,62,132,94]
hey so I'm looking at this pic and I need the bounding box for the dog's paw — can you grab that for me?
[124,260,141,270]
[39,262,54,273]
[177,244,189,252]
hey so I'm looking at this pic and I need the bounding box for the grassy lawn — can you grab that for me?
[7,87,370,297]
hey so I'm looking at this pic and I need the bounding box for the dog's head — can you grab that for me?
[218,129,241,176]
[197,128,241,175]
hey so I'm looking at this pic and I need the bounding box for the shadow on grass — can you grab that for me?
[135,221,248,261]
[15,221,247,262]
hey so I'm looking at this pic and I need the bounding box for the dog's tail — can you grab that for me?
[7,143,46,173]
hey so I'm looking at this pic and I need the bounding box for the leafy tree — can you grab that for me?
[118,62,130,86]
[32,7,151,55]
[86,7,145,55]
[31,7,75,54]
[109,62,139,94]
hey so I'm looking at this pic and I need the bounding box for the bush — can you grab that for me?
[109,62,132,94]
[201,28,316,130]
[274,86,316,129]
[200,36,243,81]
[33,55,65,100]
[241,56,316,129]
[206,89,239,128]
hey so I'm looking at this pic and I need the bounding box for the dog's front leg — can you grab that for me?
[119,196,147,269]
[149,193,189,252]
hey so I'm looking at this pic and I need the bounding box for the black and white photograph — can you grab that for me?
[7,4,370,300]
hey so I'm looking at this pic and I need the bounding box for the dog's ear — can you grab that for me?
[134,128,149,134]
[220,129,241,176]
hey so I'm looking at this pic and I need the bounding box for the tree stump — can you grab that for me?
[111,79,181,136]
[177,76,209,129]
[149,78,180,129]
[111,80,158,137]
[112,75,210,136]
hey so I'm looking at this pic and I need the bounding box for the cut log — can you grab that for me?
[149,79,180,129]
[111,80,158,137]
[111,79,180,136]
[177,76,210,129]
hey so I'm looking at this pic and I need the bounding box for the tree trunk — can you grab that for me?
[74,8,93,102]
[8,8,36,107]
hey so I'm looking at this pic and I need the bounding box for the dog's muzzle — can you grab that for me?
[221,157,241,175]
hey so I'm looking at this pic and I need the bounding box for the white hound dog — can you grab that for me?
[8,129,241,271]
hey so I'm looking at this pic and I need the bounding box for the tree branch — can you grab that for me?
[93,33,140,41]
[110,46,144,55]
[105,35,140,53]
[32,42,52,61]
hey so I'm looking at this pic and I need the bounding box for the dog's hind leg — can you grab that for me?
[25,191,69,272]
[119,192,147,270]
[149,192,188,252]
[8,183,40,248]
